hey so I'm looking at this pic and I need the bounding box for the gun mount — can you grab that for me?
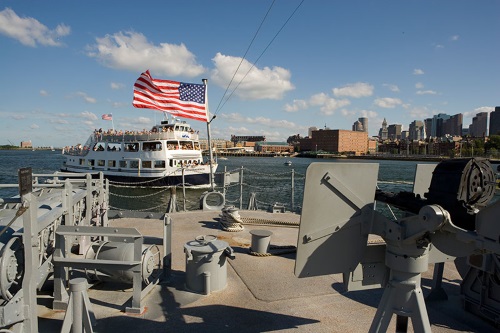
[295,158,500,333]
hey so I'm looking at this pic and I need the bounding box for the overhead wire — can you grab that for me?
[213,0,305,117]
[213,0,277,115]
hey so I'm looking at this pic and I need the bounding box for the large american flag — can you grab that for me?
[132,70,208,122]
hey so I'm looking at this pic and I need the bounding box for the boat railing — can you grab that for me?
[106,166,308,214]
[95,131,199,142]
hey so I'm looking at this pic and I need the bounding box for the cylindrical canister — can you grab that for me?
[184,235,234,294]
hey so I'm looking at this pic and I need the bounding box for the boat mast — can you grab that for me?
[203,79,215,191]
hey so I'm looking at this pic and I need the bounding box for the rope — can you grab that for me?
[241,217,299,227]
[219,206,244,232]
[249,245,297,257]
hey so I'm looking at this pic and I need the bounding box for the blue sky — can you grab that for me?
[0,0,499,147]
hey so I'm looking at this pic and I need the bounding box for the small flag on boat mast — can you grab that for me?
[102,114,113,120]
[132,70,208,122]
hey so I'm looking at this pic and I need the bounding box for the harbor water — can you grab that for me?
[1,149,495,213]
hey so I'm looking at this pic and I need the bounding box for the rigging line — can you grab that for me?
[214,0,277,115]
[215,0,305,115]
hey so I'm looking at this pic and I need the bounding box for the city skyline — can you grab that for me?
[1,1,499,147]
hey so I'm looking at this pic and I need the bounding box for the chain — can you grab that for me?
[109,203,166,212]
[109,187,170,199]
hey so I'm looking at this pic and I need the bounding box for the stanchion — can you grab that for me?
[60,278,95,333]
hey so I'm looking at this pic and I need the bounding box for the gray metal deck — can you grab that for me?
[37,210,498,332]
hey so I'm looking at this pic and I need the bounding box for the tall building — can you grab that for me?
[387,124,402,140]
[443,114,463,137]
[298,129,368,155]
[489,107,500,136]
[424,118,433,139]
[308,127,318,137]
[378,118,388,140]
[359,117,368,133]
[469,112,488,137]
[352,120,363,131]
[433,113,451,137]
[408,120,425,140]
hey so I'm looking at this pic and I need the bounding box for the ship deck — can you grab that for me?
[37,210,498,333]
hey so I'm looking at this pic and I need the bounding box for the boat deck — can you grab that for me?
[37,210,498,332]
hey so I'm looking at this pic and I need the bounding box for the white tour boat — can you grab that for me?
[61,118,217,187]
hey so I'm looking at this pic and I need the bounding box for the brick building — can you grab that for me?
[299,129,368,155]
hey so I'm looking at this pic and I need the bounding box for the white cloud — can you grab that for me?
[81,111,97,121]
[360,110,378,118]
[136,117,151,124]
[283,99,308,112]
[373,97,403,109]
[413,69,424,75]
[87,31,206,77]
[211,53,294,100]
[451,35,460,41]
[309,93,350,115]
[340,109,356,117]
[383,84,400,92]
[50,119,69,124]
[30,124,39,129]
[333,82,374,98]
[463,106,495,119]
[435,44,444,49]
[110,82,124,90]
[39,90,49,96]
[409,106,430,119]
[12,115,25,120]
[416,90,437,95]
[220,113,300,130]
[0,8,70,47]
[75,92,97,104]
[415,82,424,89]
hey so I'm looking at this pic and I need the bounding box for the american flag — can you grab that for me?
[102,113,113,120]
[132,70,208,122]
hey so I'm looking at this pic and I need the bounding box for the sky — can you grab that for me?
[0,0,499,147]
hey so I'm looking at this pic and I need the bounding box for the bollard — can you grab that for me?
[249,230,273,254]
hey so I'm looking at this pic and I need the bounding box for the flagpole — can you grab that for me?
[203,79,215,191]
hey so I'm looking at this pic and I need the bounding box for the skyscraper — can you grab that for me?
[469,112,488,137]
[489,107,500,136]
[359,117,368,133]
[379,118,388,140]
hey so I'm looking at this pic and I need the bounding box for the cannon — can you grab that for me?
[295,158,500,332]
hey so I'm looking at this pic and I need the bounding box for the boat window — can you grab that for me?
[142,161,152,168]
[79,159,85,165]
[108,160,116,167]
[143,141,162,151]
[108,143,121,151]
[155,160,166,168]
[119,160,127,168]
[180,141,193,150]
[88,159,95,166]
[166,140,178,150]
[94,143,105,151]
[97,160,105,167]
[130,160,139,168]
[125,143,139,152]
